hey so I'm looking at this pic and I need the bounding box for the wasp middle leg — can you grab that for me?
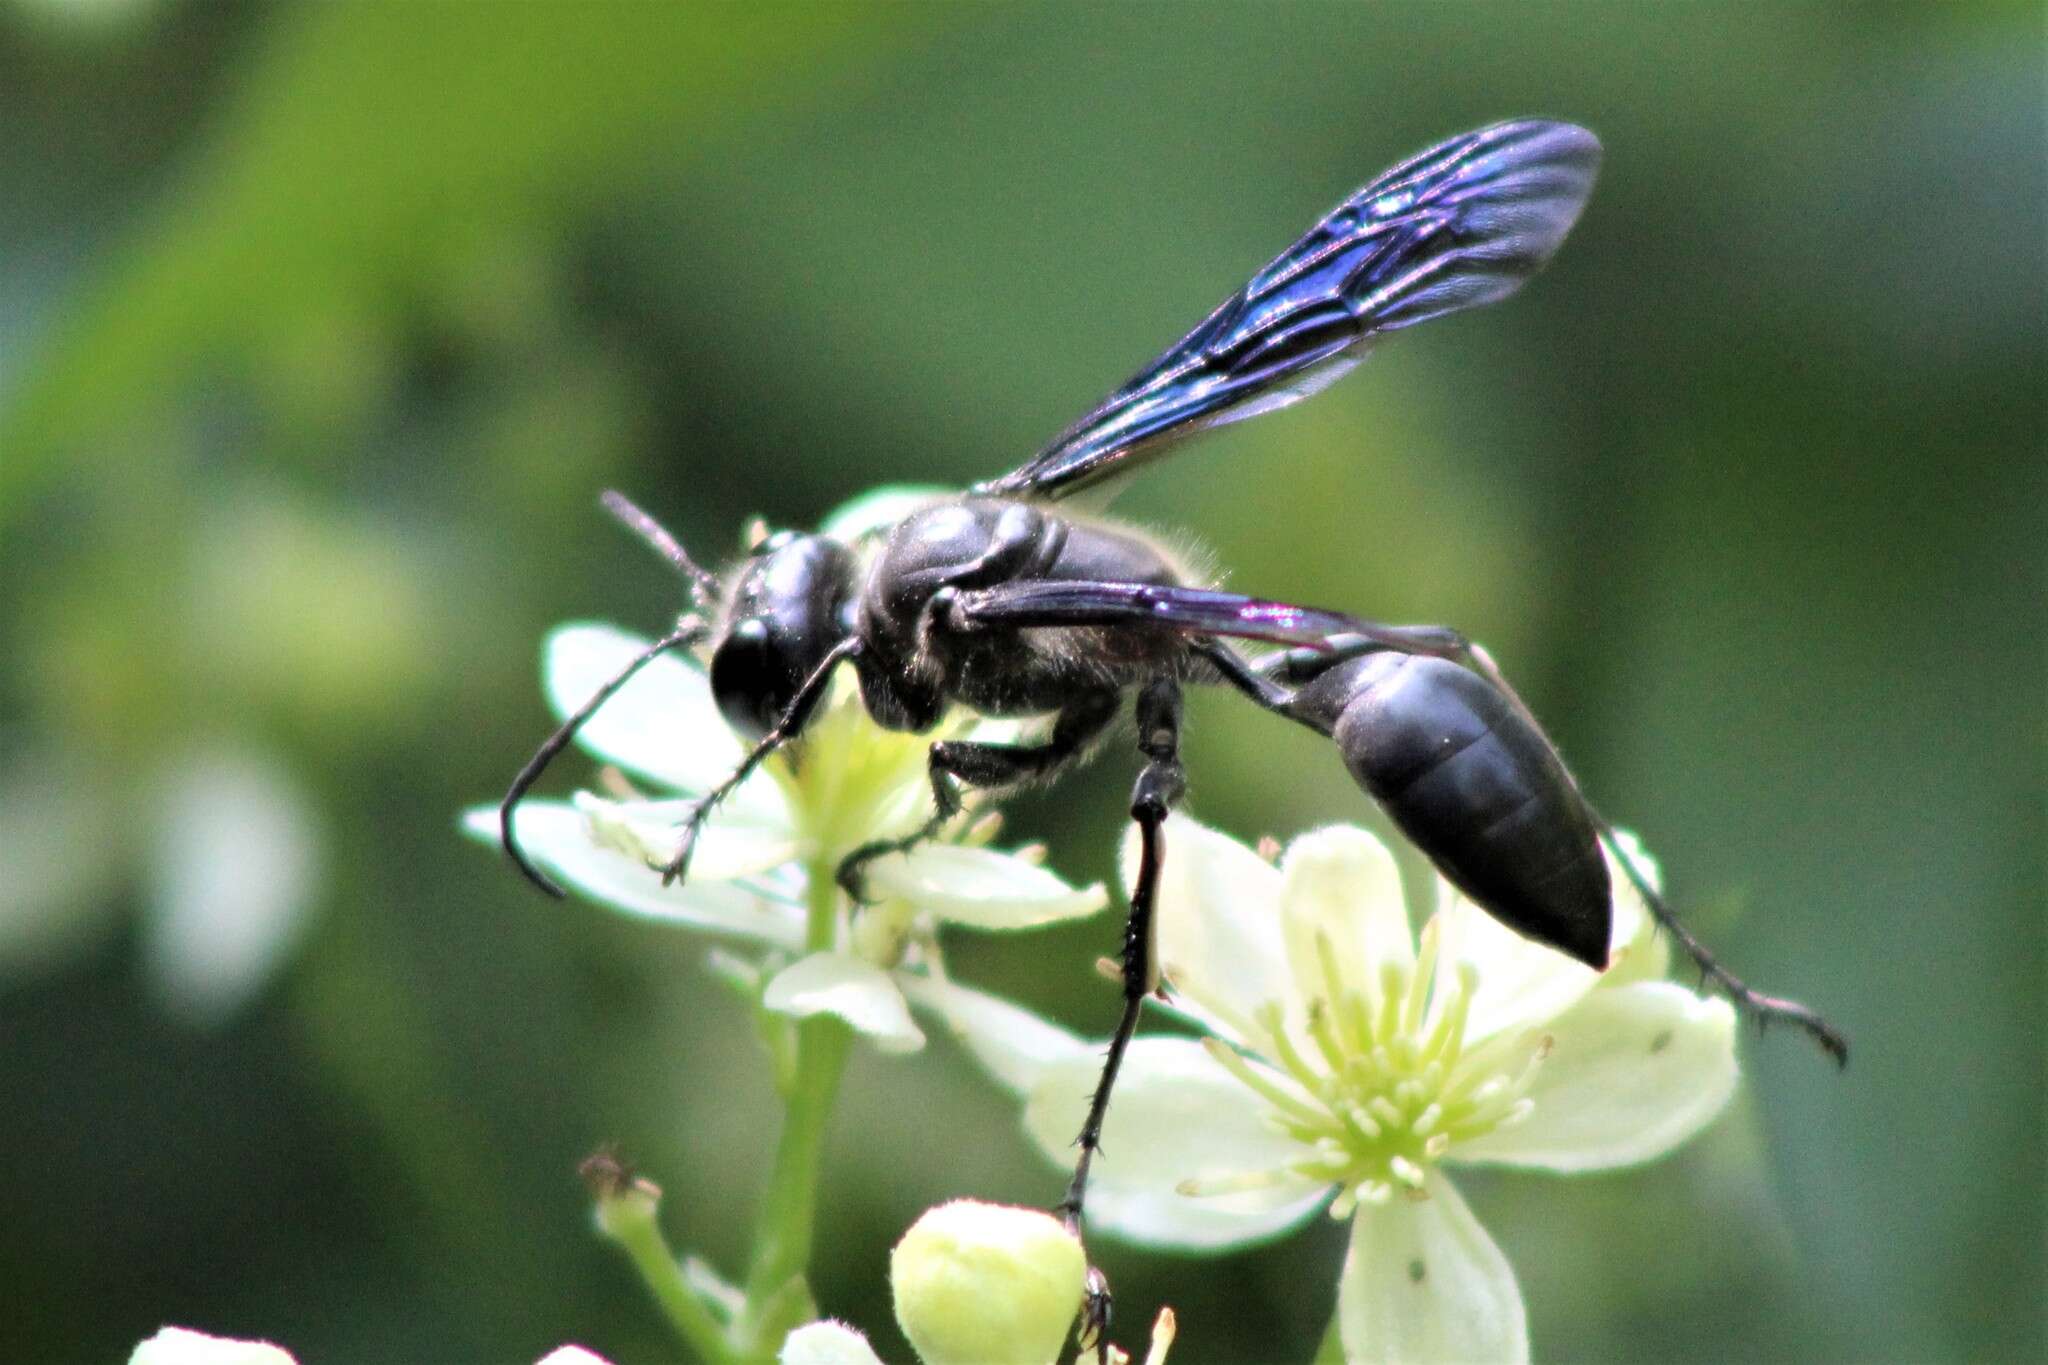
[1058,675,1185,1351]
[835,688,1120,901]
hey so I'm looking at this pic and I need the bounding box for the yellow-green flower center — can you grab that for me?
[773,683,938,855]
[1199,920,1544,1215]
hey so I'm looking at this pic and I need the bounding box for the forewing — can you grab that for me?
[977,120,1601,503]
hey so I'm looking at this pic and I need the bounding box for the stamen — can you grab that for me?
[1142,1308,1179,1365]
[1306,998,1350,1078]
[1315,931,1364,1055]
[1406,918,1441,1036]
[1466,1077,1507,1108]
[1259,1000,1321,1086]
[1335,1098,1382,1142]
[1422,963,1478,1074]
[1201,1038,1324,1125]
[1175,972,1264,1049]
[1343,987,1378,1061]
[1376,962,1406,1043]
[1503,1034,1554,1095]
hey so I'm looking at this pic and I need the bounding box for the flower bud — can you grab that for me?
[891,1200,1085,1365]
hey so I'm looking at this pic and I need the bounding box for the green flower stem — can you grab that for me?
[590,1171,734,1365]
[1313,1311,1346,1365]
[731,855,854,1360]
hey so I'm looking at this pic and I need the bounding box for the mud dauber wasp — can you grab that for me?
[502,118,1846,1339]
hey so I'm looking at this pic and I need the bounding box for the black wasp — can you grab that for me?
[503,117,1845,1331]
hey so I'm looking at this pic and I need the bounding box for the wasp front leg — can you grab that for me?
[659,637,863,888]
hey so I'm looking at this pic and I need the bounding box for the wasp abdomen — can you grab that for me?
[1294,652,1611,969]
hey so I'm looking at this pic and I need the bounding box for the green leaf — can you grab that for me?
[0,4,933,509]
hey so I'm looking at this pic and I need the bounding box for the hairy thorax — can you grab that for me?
[855,498,1196,727]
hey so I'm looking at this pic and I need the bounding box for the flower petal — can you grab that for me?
[1278,825,1412,1020]
[817,485,949,542]
[576,794,800,882]
[1452,982,1738,1172]
[779,1321,886,1365]
[144,747,321,1024]
[895,971,1087,1094]
[1021,1038,1328,1249]
[764,952,926,1053]
[1082,1172,1330,1253]
[1123,815,1291,1045]
[863,843,1107,930]
[1337,1172,1528,1365]
[541,623,785,820]
[1434,886,1609,1046]
[466,803,804,947]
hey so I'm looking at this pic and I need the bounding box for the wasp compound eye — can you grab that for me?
[710,617,790,743]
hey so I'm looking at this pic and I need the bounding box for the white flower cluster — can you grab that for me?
[465,618,1107,1053]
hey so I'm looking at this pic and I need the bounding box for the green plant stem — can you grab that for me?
[1313,1310,1346,1365]
[731,855,854,1360]
[600,1191,734,1365]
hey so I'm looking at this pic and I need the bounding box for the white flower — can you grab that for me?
[464,491,1107,1053]
[131,1329,613,1365]
[910,815,1737,1364]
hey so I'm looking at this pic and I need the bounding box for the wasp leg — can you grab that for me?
[660,636,862,888]
[1059,676,1185,1356]
[1200,639,1849,1062]
[834,689,1120,902]
[1601,832,1849,1065]
[1260,630,1852,1063]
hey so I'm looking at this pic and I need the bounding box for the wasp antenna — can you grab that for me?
[501,622,708,898]
[1601,829,1849,1067]
[600,490,721,608]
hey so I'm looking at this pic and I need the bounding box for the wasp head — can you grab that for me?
[710,531,859,743]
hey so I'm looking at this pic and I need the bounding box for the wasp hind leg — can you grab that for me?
[1195,639,1849,1063]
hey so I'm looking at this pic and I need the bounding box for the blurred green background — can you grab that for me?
[1,3,2039,1362]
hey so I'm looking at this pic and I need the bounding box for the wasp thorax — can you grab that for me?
[710,532,858,743]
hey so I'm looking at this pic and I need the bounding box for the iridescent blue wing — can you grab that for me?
[975,120,1601,503]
